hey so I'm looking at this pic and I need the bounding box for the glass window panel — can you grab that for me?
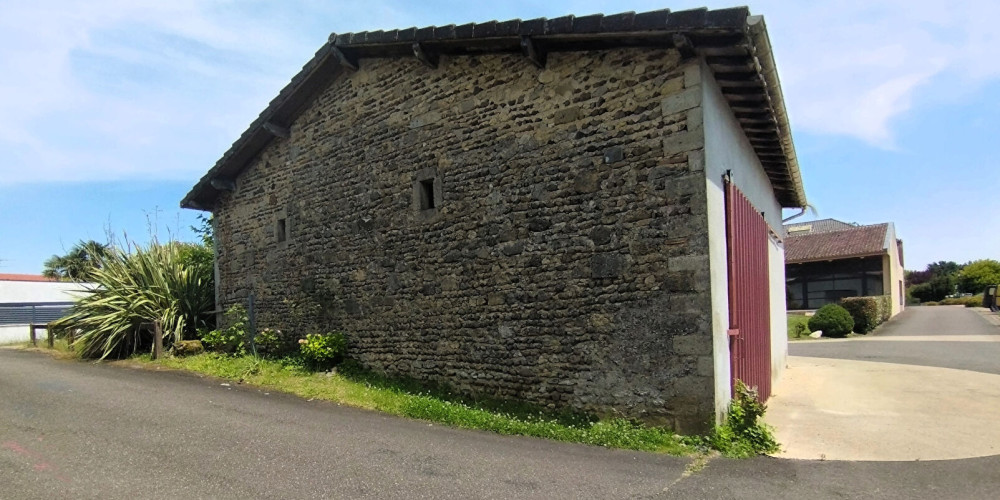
[867,276,883,296]
[835,278,863,295]
[787,285,804,309]
[862,257,883,272]
[809,280,834,292]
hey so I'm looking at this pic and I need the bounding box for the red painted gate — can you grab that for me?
[725,179,772,400]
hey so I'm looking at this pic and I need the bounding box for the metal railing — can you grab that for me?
[0,302,74,326]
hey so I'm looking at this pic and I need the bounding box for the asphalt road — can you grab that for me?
[790,306,1000,375]
[2,348,1000,499]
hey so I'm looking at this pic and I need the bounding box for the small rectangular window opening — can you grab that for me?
[276,218,287,243]
[419,179,435,210]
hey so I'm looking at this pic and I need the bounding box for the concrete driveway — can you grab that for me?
[766,306,1000,461]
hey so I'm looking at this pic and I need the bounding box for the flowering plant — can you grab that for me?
[298,332,347,370]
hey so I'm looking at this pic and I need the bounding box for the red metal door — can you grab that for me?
[725,179,772,400]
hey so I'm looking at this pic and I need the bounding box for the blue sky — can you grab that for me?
[1,0,997,273]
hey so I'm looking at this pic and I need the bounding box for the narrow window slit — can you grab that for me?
[420,179,435,210]
[276,218,287,242]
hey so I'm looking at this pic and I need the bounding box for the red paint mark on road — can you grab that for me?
[2,440,71,483]
[2,441,30,455]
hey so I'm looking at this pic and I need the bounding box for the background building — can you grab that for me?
[784,219,905,316]
[0,274,90,344]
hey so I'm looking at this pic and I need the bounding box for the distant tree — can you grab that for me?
[906,260,963,301]
[909,274,956,303]
[191,214,214,249]
[908,283,932,303]
[927,261,961,278]
[42,240,110,281]
[905,269,933,286]
[956,259,1000,294]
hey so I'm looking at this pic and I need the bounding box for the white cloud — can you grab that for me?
[0,0,322,184]
[1,0,998,185]
[760,0,1000,147]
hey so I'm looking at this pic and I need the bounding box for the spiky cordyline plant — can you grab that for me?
[51,242,214,359]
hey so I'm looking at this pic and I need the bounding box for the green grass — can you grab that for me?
[787,314,813,341]
[4,338,78,359]
[136,353,697,455]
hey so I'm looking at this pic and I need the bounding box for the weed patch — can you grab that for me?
[710,381,780,458]
[787,314,812,340]
[142,353,695,455]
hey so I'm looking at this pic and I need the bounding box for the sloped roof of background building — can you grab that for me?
[180,6,807,211]
[785,223,890,263]
[783,218,856,236]
[0,274,59,283]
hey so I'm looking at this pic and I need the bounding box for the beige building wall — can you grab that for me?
[883,224,905,316]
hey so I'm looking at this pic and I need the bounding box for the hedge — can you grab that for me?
[938,295,983,307]
[839,295,892,334]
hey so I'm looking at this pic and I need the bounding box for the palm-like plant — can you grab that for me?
[51,242,215,359]
[42,240,110,281]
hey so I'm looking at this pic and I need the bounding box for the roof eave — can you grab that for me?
[787,251,887,265]
[746,15,806,209]
[181,7,807,211]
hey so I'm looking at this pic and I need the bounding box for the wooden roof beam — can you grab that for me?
[412,42,439,69]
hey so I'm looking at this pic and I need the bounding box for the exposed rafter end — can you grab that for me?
[332,46,359,71]
[671,34,696,59]
[210,178,236,192]
[520,36,546,68]
[262,121,290,139]
[412,42,439,69]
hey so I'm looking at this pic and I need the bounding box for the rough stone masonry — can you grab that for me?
[213,47,714,431]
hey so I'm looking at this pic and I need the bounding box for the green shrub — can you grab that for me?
[923,301,939,306]
[711,381,780,458]
[839,296,890,334]
[202,307,294,358]
[51,242,215,359]
[808,304,854,338]
[201,305,249,355]
[939,295,983,307]
[252,327,290,358]
[299,332,347,370]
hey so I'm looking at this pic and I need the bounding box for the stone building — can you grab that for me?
[182,7,807,431]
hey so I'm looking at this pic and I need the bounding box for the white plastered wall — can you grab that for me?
[0,280,89,303]
[698,60,788,421]
[0,280,90,344]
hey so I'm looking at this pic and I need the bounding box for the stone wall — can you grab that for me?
[213,48,714,431]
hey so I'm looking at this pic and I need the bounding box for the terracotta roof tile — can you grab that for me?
[783,218,855,236]
[0,274,59,282]
[785,224,889,263]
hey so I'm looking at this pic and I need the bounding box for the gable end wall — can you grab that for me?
[213,48,715,431]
